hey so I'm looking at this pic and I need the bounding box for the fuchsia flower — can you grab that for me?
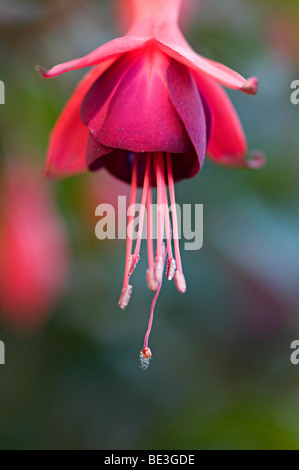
[0,162,69,329]
[38,0,264,366]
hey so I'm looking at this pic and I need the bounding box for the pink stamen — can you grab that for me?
[127,254,140,277]
[163,183,176,281]
[166,153,186,294]
[128,153,152,277]
[119,154,139,309]
[167,258,176,281]
[119,284,133,310]
[119,152,186,362]
[132,153,151,260]
[154,153,165,284]
[174,270,186,294]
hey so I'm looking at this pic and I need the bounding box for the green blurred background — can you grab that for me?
[0,0,299,450]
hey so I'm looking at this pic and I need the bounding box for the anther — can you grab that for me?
[166,258,176,280]
[154,244,165,283]
[119,154,138,309]
[146,268,158,291]
[154,256,164,284]
[119,284,133,309]
[128,254,140,276]
[174,271,187,294]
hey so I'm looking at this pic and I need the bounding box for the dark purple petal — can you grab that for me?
[170,149,201,183]
[86,133,115,169]
[87,132,134,183]
[199,90,213,146]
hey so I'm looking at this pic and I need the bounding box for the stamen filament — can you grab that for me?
[132,153,151,260]
[146,183,158,292]
[154,153,165,284]
[119,154,139,309]
[163,184,176,280]
[164,185,173,260]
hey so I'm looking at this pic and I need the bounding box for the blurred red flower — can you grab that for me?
[268,5,299,62]
[0,161,69,329]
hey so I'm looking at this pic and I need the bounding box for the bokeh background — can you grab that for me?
[0,0,299,450]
